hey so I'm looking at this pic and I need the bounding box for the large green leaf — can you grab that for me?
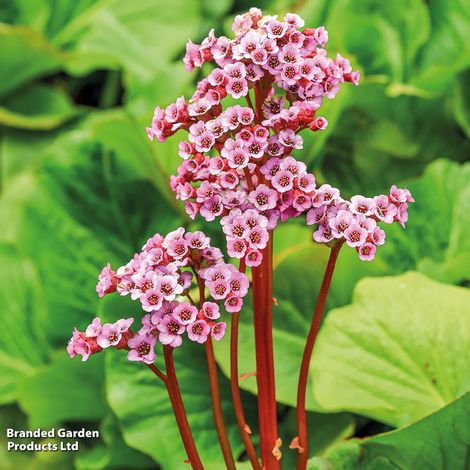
[0,245,49,404]
[381,159,470,284]
[411,0,470,93]
[312,272,470,427]
[17,352,107,428]
[0,84,80,130]
[75,414,155,470]
[64,0,201,88]
[0,130,181,344]
[0,24,63,98]
[105,342,251,470]
[309,391,470,470]
[214,227,387,410]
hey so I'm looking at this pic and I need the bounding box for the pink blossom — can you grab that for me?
[157,316,185,347]
[96,264,117,298]
[211,322,227,341]
[224,295,243,313]
[272,170,294,193]
[127,334,157,364]
[86,318,102,338]
[358,243,377,262]
[343,223,368,248]
[173,302,198,325]
[188,320,211,343]
[202,301,221,320]
[350,195,375,216]
[249,184,278,210]
[141,289,164,312]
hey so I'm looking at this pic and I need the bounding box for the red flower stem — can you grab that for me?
[205,337,237,470]
[145,363,167,383]
[252,232,280,469]
[230,260,262,470]
[295,240,344,470]
[197,277,237,470]
[163,345,204,470]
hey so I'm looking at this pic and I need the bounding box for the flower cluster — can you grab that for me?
[67,317,134,362]
[69,229,249,363]
[306,185,414,261]
[146,9,360,266]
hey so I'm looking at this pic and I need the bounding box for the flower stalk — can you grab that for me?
[295,240,344,470]
[163,346,204,470]
[230,260,261,470]
[252,232,281,469]
[198,276,236,469]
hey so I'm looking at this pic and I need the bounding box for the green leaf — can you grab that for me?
[309,391,470,470]
[0,131,181,344]
[75,414,155,470]
[0,84,80,130]
[411,0,470,92]
[0,245,49,404]
[453,69,470,139]
[17,352,107,428]
[65,0,201,87]
[105,342,253,470]
[279,409,355,467]
[312,272,470,427]
[381,159,470,284]
[0,24,63,98]
[214,226,387,410]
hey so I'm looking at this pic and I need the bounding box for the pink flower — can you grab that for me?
[156,275,183,300]
[202,301,221,320]
[373,195,397,224]
[187,320,211,343]
[211,322,227,341]
[157,316,185,347]
[96,263,118,298]
[173,302,198,325]
[246,226,269,250]
[272,170,294,193]
[86,318,102,338]
[329,210,354,238]
[67,329,101,361]
[245,249,262,267]
[224,295,243,313]
[141,289,164,312]
[249,184,278,210]
[226,78,248,99]
[358,243,377,262]
[97,322,126,349]
[371,227,386,245]
[350,195,375,216]
[343,223,368,248]
[127,334,157,364]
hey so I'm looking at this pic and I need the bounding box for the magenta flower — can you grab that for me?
[211,322,227,341]
[343,223,368,248]
[127,334,157,364]
[358,243,377,262]
[85,318,102,338]
[249,185,278,211]
[187,320,211,344]
[173,302,198,325]
[202,301,221,320]
[96,263,118,298]
[157,316,185,348]
[141,289,164,312]
[224,295,243,313]
[97,322,124,349]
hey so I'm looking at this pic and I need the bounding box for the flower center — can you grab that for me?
[138,342,150,356]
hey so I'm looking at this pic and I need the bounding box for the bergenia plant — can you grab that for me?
[68,8,413,470]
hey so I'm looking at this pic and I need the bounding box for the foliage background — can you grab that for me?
[0,0,469,469]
